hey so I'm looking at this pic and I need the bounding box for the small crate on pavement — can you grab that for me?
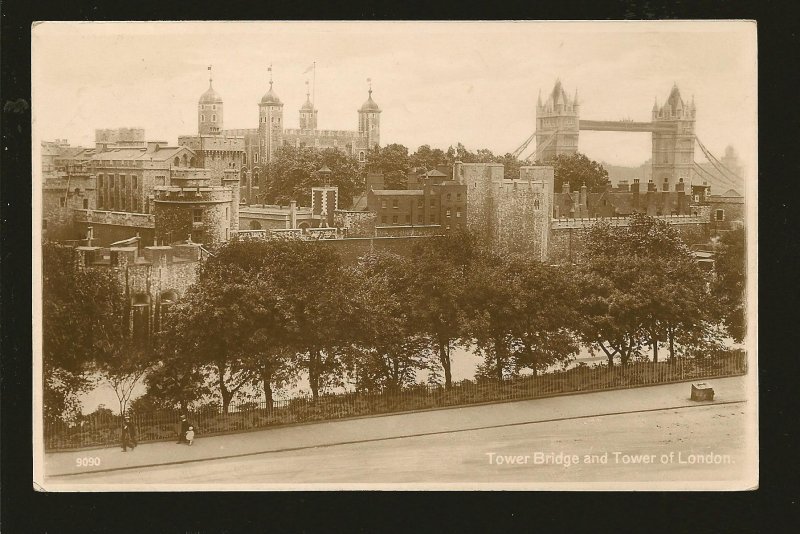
[691,382,715,401]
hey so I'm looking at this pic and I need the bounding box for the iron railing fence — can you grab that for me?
[44,351,747,451]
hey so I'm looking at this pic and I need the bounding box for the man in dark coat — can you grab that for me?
[121,415,137,452]
[176,414,191,444]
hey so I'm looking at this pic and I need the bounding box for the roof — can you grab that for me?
[199,82,223,104]
[260,82,282,105]
[300,95,315,111]
[91,145,194,163]
[359,89,381,112]
[370,189,424,196]
[424,169,448,178]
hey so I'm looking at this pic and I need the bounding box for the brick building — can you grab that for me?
[365,171,467,232]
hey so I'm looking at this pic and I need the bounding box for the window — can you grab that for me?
[381,215,387,224]
[254,153,259,163]
[392,215,398,224]
[457,193,462,201]
[417,199,424,209]
[405,214,410,223]
[381,199,387,209]
[212,114,216,122]
[193,209,203,224]
[225,207,229,219]
[174,157,180,166]
[446,209,451,218]
[456,207,462,218]
[243,153,247,165]
[132,176,138,188]
[430,198,435,207]
[445,225,451,230]
[693,194,700,202]
[201,114,205,122]
[359,151,366,162]
[59,197,66,207]
[83,199,89,209]
[447,193,451,201]
[715,209,725,221]
[392,199,398,209]
[212,105,216,110]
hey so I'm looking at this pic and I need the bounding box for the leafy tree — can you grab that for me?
[42,243,125,422]
[578,214,718,366]
[264,146,364,209]
[461,253,518,381]
[142,314,213,413]
[462,255,580,381]
[410,144,448,172]
[345,252,431,392]
[547,152,609,192]
[366,143,411,177]
[407,231,476,388]
[97,344,153,417]
[712,227,746,342]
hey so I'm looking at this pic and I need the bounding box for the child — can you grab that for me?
[186,426,195,446]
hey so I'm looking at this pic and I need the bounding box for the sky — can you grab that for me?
[32,21,756,172]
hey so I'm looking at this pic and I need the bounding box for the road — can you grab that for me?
[43,377,756,490]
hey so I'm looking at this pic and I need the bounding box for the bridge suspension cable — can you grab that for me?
[695,136,744,185]
[511,131,537,159]
[522,130,558,162]
[692,162,740,191]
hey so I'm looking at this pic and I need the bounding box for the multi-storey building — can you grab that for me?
[366,172,467,232]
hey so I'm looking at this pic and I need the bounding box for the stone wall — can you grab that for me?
[462,163,554,262]
[334,210,376,238]
[548,216,710,264]
[316,235,432,265]
[153,187,232,245]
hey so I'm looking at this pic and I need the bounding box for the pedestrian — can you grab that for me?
[121,415,137,452]
[186,426,195,446]
[176,414,191,444]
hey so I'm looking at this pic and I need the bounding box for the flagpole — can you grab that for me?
[312,61,316,112]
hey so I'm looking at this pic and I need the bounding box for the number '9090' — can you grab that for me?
[76,457,101,467]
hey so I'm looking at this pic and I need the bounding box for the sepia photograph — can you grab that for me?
[32,20,757,491]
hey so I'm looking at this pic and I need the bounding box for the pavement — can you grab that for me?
[40,376,754,489]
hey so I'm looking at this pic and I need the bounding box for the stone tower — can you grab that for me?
[258,79,284,164]
[358,85,381,149]
[299,83,318,130]
[198,68,223,135]
[535,79,580,162]
[651,84,696,192]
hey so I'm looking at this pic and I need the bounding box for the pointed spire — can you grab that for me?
[537,89,542,107]
[573,88,579,106]
[208,65,213,87]
[653,97,658,111]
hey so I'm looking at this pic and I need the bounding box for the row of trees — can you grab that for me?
[43,216,745,421]
[257,143,609,207]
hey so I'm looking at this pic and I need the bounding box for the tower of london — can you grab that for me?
[191,69,382,204]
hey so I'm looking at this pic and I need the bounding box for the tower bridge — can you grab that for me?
[517,80,703,193]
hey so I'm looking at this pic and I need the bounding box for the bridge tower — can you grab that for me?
[652,84,696,192]
[535,79,580,162]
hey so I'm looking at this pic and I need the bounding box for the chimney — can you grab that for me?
[647,179,657,192]
[562,181,570,194]
[453,160,463,184]
[617,180,630,192]
[290,200,297,229]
